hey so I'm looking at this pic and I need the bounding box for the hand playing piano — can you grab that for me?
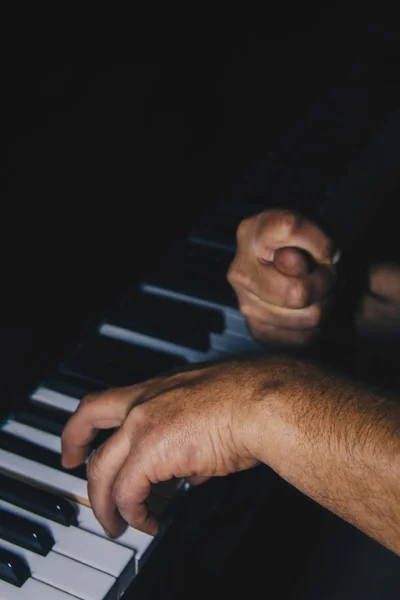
[61,357,269,537]
[227,209,339,345]
[61,354,400,555]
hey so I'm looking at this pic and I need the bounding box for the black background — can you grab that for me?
[0,5,398,401]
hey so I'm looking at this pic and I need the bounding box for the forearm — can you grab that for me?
[253,362,400,554]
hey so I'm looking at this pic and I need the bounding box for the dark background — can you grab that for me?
[0,6,398,403]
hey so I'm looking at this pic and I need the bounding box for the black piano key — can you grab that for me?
[14,403,69,437]
[157,241,233,280]
[76,334,187,371]
[0,508,54,556]
[58,355,134,389]
[0,432,87,480]
[108,291,224,351]
[138,241,237,308]
[188,222,237,251]
[143,269,238,309]
[0,473,77,526]
[57,336,187,390]
[0,547,30,587]
[38,375,105,401]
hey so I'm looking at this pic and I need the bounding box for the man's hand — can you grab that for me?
[227,209,339,345]
[61,359,269,537]
[61,355,400,554]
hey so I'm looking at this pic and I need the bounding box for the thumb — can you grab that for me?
[273,247,313,277]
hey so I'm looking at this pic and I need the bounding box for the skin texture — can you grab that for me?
[61,355,400,555]
[227,209,339,345]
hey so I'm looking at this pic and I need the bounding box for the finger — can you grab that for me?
[87,428,132,538]
[273,247,313,277]
[249,261,336,309]
[112,454,159,536]
[236,289,332,330]
[254,210,336,263]
[61,385,143,469]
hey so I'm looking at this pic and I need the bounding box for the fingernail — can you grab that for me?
[103,527,113,538]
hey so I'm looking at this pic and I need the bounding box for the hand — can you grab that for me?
[356,262,400,339]
[227,209,339,345]
[61,358,278,537]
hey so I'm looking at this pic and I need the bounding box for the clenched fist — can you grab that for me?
[228,209,339,345]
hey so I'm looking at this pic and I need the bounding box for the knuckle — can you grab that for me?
[79,391,102,410]
[286,279,310,309]
[276,210,300,237]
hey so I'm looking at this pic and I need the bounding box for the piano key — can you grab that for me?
[76,334,187,372]
[0,473,77,526]
[31,374,106,413]
[31,385,82,413]
[0,432,87,480]
[0,577,78,600]
[0,474,147,570]
[57,344,183,390]
[140,270,238,311]
[57,355,135,390]
[0,500,134,578]
[209,331,261,355]
[75,503,153,564]
[106,290,224,351]
[139,281,251,337]
[0,449,89,505]
[0,547,30,587]
[14,402,69,437]
[2,421,62,455]
[0,538,116,600]
[99,322,221,363]
[0,508,54,556]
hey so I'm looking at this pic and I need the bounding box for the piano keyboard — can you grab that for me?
[0,229,259,598]
[2,55,400,598]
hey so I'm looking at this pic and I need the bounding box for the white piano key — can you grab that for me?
[76,503,153,564]
[99,323,223,363]
[0,500,134,578]
[0,538,115,600]
[2,421,61,454]
[0,449,89,505]
[209,332,261,355]
[0,577,78,600]
[31,386,80,413]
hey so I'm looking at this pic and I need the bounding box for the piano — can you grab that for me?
[2,18,400,600]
